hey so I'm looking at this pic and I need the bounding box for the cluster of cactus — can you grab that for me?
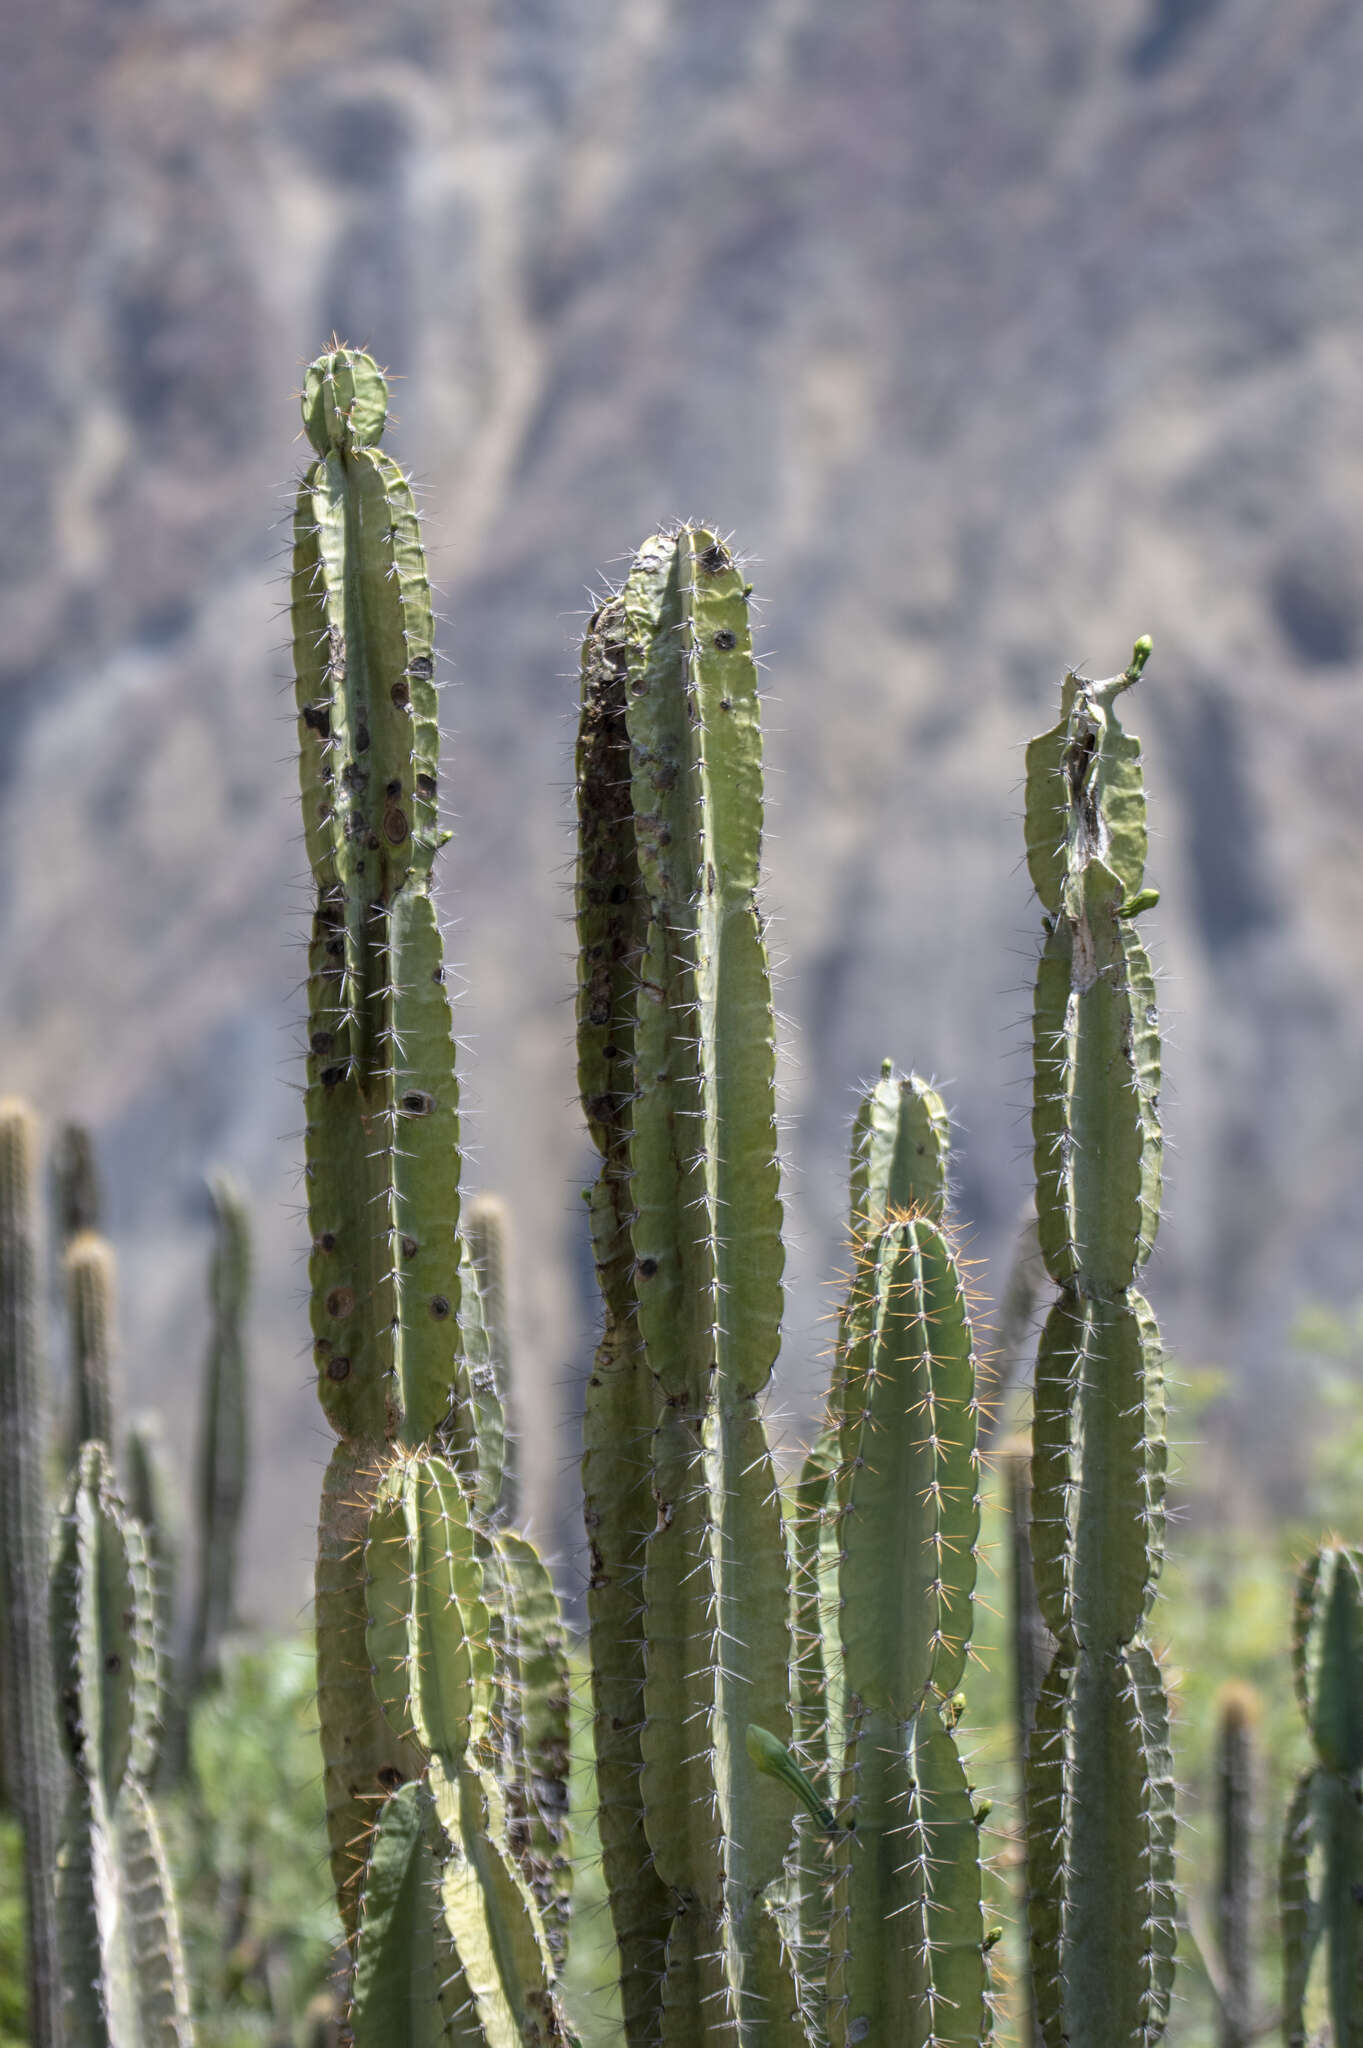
[11,336,1363,2048]
[0,1098,255,2047]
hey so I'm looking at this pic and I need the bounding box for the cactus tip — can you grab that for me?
[302,343,388,456]
[1128,634,1153,679]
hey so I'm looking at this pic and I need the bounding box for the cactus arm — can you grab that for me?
[51,1445,192,2047]
[66,1230,118,1460]
[580,531,795,2043]
[351,1781,479,2048]
[182,1170,250,1714]
[1280,1769,1317,2047]
[576,590,672,2037]
[497,1530,572,1959]
[54,1122,103,1241]
[0,1102,65,2048]
[456,1234,505,1519]
[316,1442,425,1937]
[1024,648,1175,2043]
[624,530,782,1404]
[848,1059,951,1233]
[126,1416,180,1677]
[432,1762,567,2048]
[1212,1684,1259,2048]
[464,1195,515,1516]
[116,1783,195,2045]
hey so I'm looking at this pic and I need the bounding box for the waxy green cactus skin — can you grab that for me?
[52,1442,194,2048]
[293,347,571,2041]
[826,1213,988,2048]
[1282,1543,1363,2048]
[361,1452,567,2046]
[1023,644,1175,2047]
[576,529,800,2046]
[0,1101,65,2048]
[466,1194,517,1519]
[294,345,465,1934]
[66,1230,118,1462]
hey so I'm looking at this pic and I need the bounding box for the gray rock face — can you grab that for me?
[4,0,1362,1611]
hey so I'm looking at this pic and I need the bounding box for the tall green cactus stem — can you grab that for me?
[576,589,671,2041]
[465,1194,517,1519]
[127,1415,181,1678]
[822,1085,989,2048]
[786,1062,958,1998]
[0,1101,64,2048]
[1002,1440,1055,2048]
[293,345,467,1937]
[186,1172,250,1699]
[576,529,799,2046]
[66,1230,118,1463]
[1024,639,1175,2046]
[1212,1682,1258,2048]
[52,1442,194,2047]
[1282,1543,1363,2048]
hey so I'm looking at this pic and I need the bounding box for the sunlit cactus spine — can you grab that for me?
[576,528,800,2045]
[0,1100,65,2048]
[292,343,569,2037]
[1023,639,1176,2046]
[1282,1543,1363,2048]
[1212,1681,1258,2048]
[52,1440,194,2047]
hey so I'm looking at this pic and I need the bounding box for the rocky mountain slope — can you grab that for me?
[4,0,1362,1613]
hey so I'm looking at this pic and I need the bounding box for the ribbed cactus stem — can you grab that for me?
[0,1101,64,2048]
[1212,1682,1258,2048]
[1024,642,1175,2046]
[187,1171,250,1696]
[52,1442,194,2047]
[294,345,468,1937]
[126,1414,181,1675]
[66,1229,118,1463]
[1282,1543,1363,2047]
[577,529,798,2045]
[465,1194,517,1519]
[826,1200,988,2048]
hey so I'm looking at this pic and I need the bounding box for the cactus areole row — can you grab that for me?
[282,345,1178,2045]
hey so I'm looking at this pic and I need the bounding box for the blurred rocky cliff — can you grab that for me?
[4,0,1362,1613]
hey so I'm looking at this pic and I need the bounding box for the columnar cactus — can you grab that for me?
[1282,1543,1363,2047]
[1023,641,1176,2046]
[291,344,569,2039]
[186,1171,250,1698]
[0,1100,64,2048]
[1213,1682,1259,2048]
[576,529,801,2046]
[51,1441,194,2047]
[65,1230,118,1464]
